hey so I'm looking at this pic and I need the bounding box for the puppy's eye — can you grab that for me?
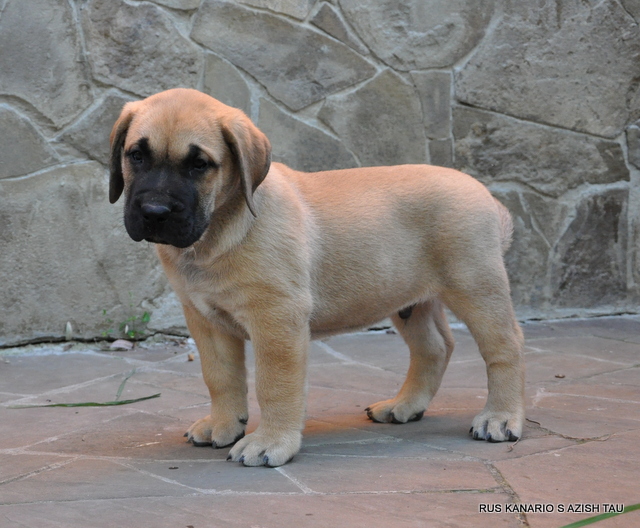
[192,158,208,171]
[130,150,143,164]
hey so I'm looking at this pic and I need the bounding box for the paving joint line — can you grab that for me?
[0,487,510,508]
[0,457,77,487]
[524,419,619,444]
[275,467,317,494]
[314,341,392,373]
[484,461,530,527]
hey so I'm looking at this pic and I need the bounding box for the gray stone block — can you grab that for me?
[626,122,640,170]
[339,0,495,70]
[82,0,202,97]
[258,99,357,173]
[150,0,201,9]
[239,0,315,20]
[519,191,571,249]
[0,105,58,179]
[143,290,187,335]
[203,54,252,118]
[0,0,92,127]
[191,0,375,111]
[453,106,629,198]
[310,2,369,55]
[621,0,640,22]
[455,0,640,138]
[60,92,136,165]
[428,139,453,168]
[411,71,452,139]
[551,189,628,308]
[318,70,427,166]
[0,162,168,346]
[491,190,551,310]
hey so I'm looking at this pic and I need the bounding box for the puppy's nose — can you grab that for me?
[141,203,171,223]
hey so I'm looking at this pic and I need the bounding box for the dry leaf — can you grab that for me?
[110,339,134,351]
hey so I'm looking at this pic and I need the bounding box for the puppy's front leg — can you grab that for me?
[228,316,309,467]
[183,304,248,449]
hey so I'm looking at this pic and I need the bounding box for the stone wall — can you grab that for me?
[1,0,639,345]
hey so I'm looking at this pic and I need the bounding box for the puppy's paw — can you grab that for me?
[227,428,302,467]
[365,398,425,424]
[470,410,523,442]
[185,415,247,448]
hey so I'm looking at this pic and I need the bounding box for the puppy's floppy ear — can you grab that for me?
[222,112,271,217]
[108,103,137,204]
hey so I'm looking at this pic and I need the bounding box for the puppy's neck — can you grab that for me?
[167,193,257,267]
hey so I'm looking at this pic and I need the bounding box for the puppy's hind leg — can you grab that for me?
[366,300,454,424]
[442,270,525,443]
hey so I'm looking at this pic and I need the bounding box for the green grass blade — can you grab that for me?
[115,369,137,401]
[559,503,640,528]
[8,393,161,409]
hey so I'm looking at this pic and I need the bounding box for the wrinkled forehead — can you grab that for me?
[125,99,227,161]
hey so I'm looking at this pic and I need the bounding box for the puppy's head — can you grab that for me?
[109,88,271,248]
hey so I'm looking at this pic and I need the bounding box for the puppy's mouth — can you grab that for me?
[144,234,170,245]
[125,199,208,249]
[142,231,205,248]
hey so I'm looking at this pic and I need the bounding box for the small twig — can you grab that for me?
[507,436,521,452]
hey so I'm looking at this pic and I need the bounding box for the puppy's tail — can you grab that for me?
[494,198,514,255]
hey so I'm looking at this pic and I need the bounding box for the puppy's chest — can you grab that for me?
[177,256,245,330]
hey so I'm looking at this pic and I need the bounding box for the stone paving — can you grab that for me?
[1,316,639,528]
